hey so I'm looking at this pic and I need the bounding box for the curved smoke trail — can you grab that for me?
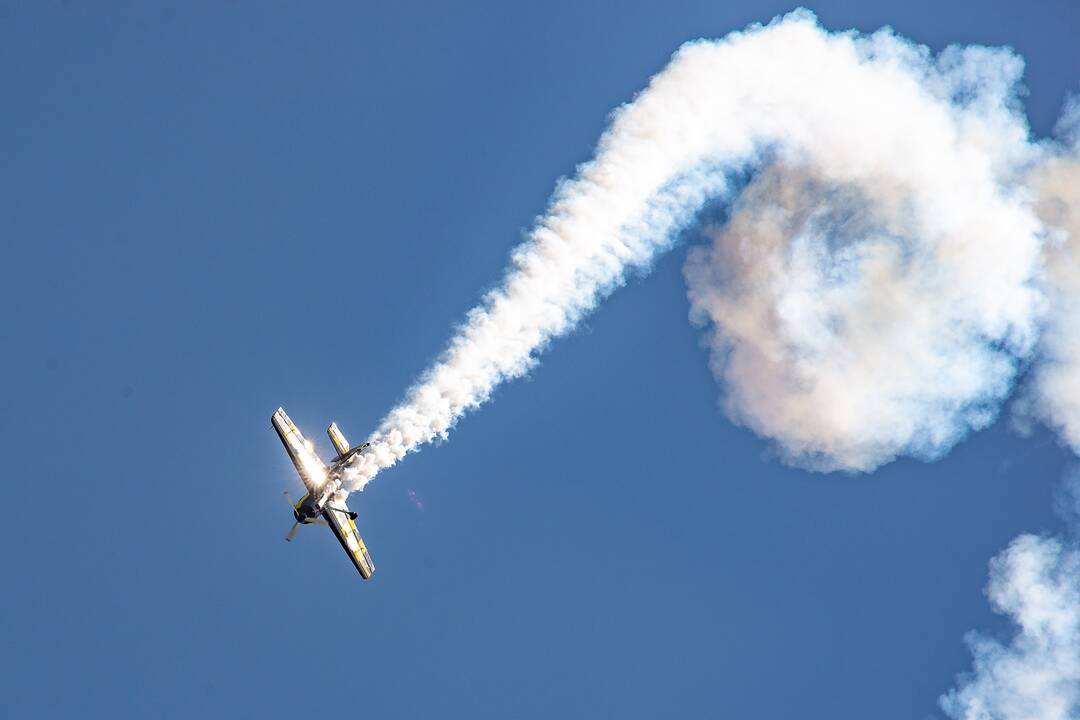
[334,10,1080,718]
[345,9,1054,489]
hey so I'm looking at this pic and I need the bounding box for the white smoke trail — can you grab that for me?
[941,534,1080,720]
[329,10,1080,716]
[344,9,1047,490]
[938,117,1080,720]
[1018,117,1080,451]
[682,152,1040,472]
[941,472,1080,720]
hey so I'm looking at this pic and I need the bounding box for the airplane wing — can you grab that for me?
[272,408,328,494]
[323,500,376,579]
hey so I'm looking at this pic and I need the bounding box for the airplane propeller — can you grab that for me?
[284,491,330,541]
[285,492,300,542]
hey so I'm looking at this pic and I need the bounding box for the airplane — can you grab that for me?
[272,407,375,579]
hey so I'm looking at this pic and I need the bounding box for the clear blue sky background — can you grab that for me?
[3,2,1079,718]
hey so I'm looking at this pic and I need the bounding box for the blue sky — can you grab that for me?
[3,2,1079,718]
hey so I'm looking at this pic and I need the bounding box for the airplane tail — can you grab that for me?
[327,422,350,458]
[327,421,371,463]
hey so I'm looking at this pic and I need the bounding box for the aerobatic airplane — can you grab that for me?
[272,407,375,579]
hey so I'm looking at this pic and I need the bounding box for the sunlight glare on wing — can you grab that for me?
[302,439,327,487]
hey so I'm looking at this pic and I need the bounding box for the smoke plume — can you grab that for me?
[683,153,1038,471]
[1020,118,1080,452]
[345,9,1053,490]
[941,472,1080,720]
[328,10,1080,717]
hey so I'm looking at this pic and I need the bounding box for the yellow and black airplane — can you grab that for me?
[272,407,375,579]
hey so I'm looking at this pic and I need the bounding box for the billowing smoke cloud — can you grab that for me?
[1019,118,1080,452]
[941,535,1080,719]
[941,473,1080,720]
[343,9,1053,491]
[683,152,1040,471]
[943,129,1080,720]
